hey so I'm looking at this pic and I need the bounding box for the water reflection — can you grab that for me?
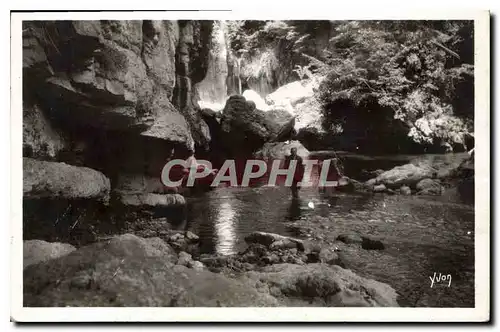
[186,182,474,307]
[214,199,237,255]
[287,197,302,221]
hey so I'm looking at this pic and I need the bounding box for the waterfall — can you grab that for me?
[237,57,242,95]
[195,21,229,111]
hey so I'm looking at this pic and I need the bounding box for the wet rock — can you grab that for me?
[121,217,172,239]
[306,252,321,263]
[365,178,377,189]
[400,185,412,195]
[416,178,443,196]
[239,243,269,264]
[119,193,186,208]
[220,95,272,152]
[185,231,200,242]
[23,234,278,306]
[254,140,309,161]
[23,240,76,269]
[245,232,305,251]
[287,224,313,238]
[374,163,435,189]
[242,263,255,271]
[169,233,185,243]
[163,231,199,255]
[336,176,363,193]
[244,263,399,307]
[373,184,387,193]
[263,254,280,265]
[368,169,385,178]
[361,236,385,250]
[318,248,343,265]
[188,260,205,271]
[23,158,110,203]
[270,115,296,143]
[336,233,363,245]
[177,251,193,266]
[270,239,300,251]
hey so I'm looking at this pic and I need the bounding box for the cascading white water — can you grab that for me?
[195,21,229,111]
[237,57,242,95]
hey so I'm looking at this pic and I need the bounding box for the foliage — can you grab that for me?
[314,20,474,151]
[225,20,474,152]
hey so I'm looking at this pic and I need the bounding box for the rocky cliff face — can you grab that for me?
[194,21,229,111]
[22,20,213,243]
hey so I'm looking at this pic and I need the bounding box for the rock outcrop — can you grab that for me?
[244,263,398,307]
[23,240,76,268]
[23,232,399,307]
[416,178,444,195]
[22,20,217,240]
[369,163,435,189]
[23,234,278,307]
[219,95,295,155]
[23,157,111,202]
[23,19,213,163]
[254,141,309,161]
[245,231,305,251]
[362,153,473,197]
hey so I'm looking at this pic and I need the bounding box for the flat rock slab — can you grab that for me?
[23,240,76,269]
[374,163,435,188]
[245,231,305,251]
[119,193,186,207]
[23,158,110,202]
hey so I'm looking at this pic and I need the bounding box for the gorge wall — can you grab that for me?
[23,20,213,244]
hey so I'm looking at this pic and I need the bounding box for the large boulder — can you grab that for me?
[23,240,76,269]
[416,178,443,196]
[371,163,436,189]
[244,263,399,307]
[400,185,412,195]
[245,231,305,251]
[220,95,294,155]
[410,153,472,179]
[23,234,278,307]
[23,158,111,202]
[254,141,309,161]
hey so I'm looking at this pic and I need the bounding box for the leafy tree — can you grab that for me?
[313,20,474,152]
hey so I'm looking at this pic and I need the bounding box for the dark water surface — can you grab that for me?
[186,185,475,307]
